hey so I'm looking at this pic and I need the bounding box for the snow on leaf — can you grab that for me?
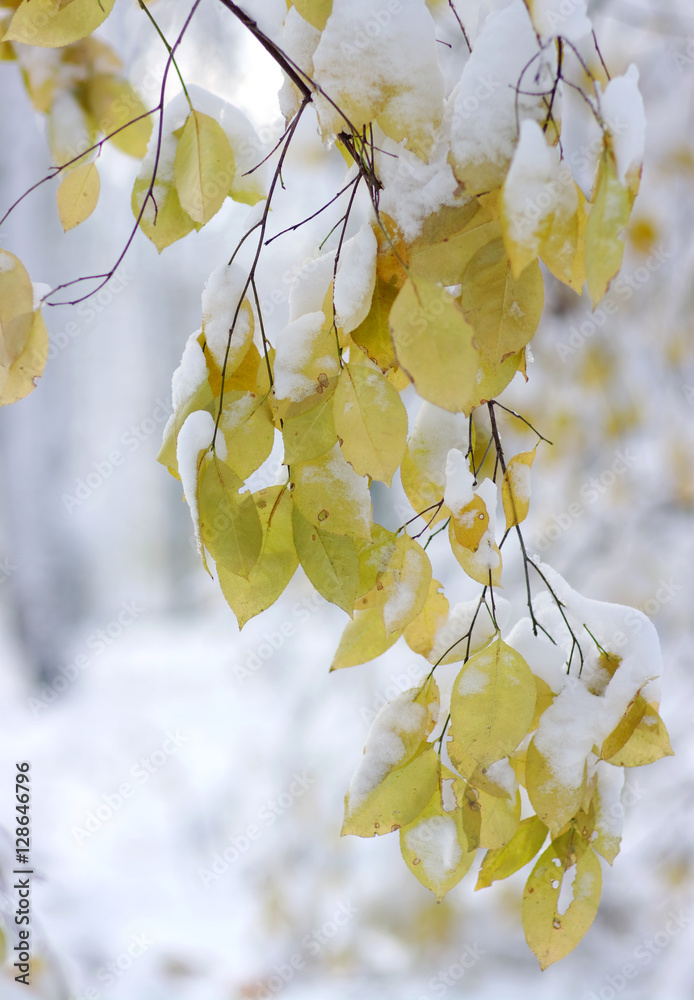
[292,442,372,540]
[585,145,633,306]
[502,448,536,530]
[400,783,476,901]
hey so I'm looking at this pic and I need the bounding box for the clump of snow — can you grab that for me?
[444,448,475,516]
[595,759,625,849]
[312,0,445,158]
[502,119,578,254]
[463,477,499,572]
[176,411,215,556]
[447,0,547,194]
[383,547,427,633]
[172,330,207,414]
[505,612,567,693]
[408,403,469,489]
[506,457,533,508]
[273,310,338,401]
[509,563,664,796]
[0,251,15,273]
[31,282,51,309]
[486,758,518,798]
[334,224,377,334]
[288,250,337,322]
[457,663,489,695]
[404,814,462,887]
[528,0,592,43]
[430,596,511,666]
[201,263,254,371]
[47,91,93,167]
[600,65,646,186]
[348,689,428,811]
[278,7,321,122]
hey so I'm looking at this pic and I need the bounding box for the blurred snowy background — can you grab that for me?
[0,0,693,997]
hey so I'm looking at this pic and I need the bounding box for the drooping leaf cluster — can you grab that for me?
[0,0,672,968]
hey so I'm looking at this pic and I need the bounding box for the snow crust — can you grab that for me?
[171,330,207,414]
[529,0,592,42]
[404,814,462,887]
[273,310,337,401]
[408,403,469,488]
[176,411,215,555]
[601,65,646,185]
[201,263,254,371]
[348,689,427,811]
[334,224,377,334]
[444,448,475,516]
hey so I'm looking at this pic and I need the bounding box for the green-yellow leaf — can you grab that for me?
[0,307,49,407]
[330,605,399,670]
[132,169,199,252]
[0,250,34,370]
[217,486,298,628]
[389,276,478,413]
[343,742,440,838]
[409,200,501,286]
[292,504,359,614]
[56,161,100,231]
[455,775,521,851]
[585,146,632,306]
[448,516,502,588]
[198,452,262,579]
[4,0,116,47]
[333,362,407,485]
[292,0,332,30]
[219,390,275,479]
[460,237,544,368]
[522,831,602,969]
[174,110,235,225]
[525,737,587,837]
[602,700,673,767]
[476,815,548,890]
[501,448,536,530]
[282,394,337,465]
[403,579,449,659]
[354,524,397,600]
[449,638,536,770]
[291,442,372,541]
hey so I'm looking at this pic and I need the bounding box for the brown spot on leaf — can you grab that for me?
[553,918,562,930]
[318,509,329,521]
[318,373,329,387]
[412,858,420,865]
[391,824,400,832]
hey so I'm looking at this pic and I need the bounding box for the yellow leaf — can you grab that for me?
[501,448,536,530]
[291,442,371,540]
[455,775,521,851]
[389,276,478,413]
[292,504,359,614]
[460,237,544,368]
[350,276,398,372]
[198,452,263,579]
[602,701,674,767]
[56,161,100,231]
[460,347,527,414]
[174,110,235,225]
[0,250,34,369]
[476,815,548,890]
[333,362,407,485]
[585,145,633,306]
[282,393,337,465]
[541,184,587,294]
[529,675,555,732]
[292,0,332,30]
[448,516,502,588]
[4,0,116,47]
[522,831,602,969]
[132,169,199,253]
[451,495,488,551]
[400,785,476,901]
[0,307,48,406]
[343,742,440,838]
[330,605,399,670]
[219,390,275,480]
[82,75,152,158]
[525,737,587,836]
[403,579,449,659]
[449,638,536,770]
[217,486,298,628]
[409,200,501,286]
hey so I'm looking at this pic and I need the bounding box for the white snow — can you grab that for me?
[334,224,377,334]
[0,251,15,273]
[465,477,499,571]
[300,442,372,538]
[348,689,428,811]
[444,448,475,516]
[430,596,510,665]
[171,330,207,414]
[383,548,425,634]
[288,250,337,322]
[404,814,462,887]
[277,7,321,122]
[201,263,254,371]
[600,65,646,186]
[175,410,216,556]
[457,663,489,695]
[312,0,445,158]
[273,310,338,401]
[408,403,469,489]
[502,119,578,254]
[447,0,546,193]
[31,282,51,309]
